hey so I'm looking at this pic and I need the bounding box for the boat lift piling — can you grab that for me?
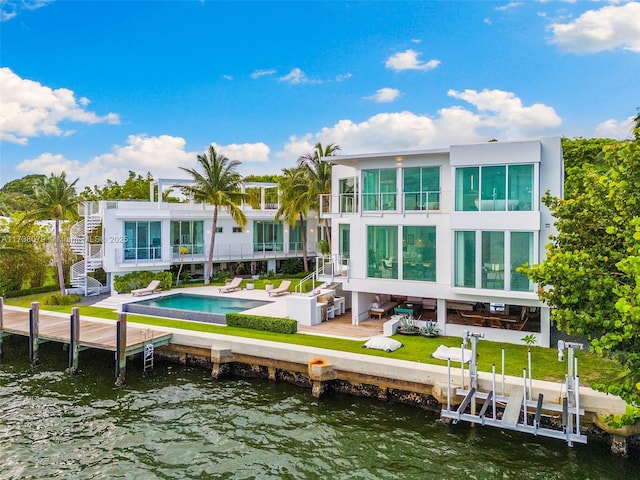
[441,332,588,447]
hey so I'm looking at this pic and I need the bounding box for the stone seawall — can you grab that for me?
[150,328,639,455]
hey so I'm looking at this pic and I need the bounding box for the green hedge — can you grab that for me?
[113,271,173,293]
[226,313,297,334]
[3,284,60,298]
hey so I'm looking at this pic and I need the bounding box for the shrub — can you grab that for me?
[45,293,81,305]
[114,271,173,293]
[281,258,303,275]
[226,313,297,334]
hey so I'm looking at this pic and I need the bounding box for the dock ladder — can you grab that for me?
[143,330,155,376]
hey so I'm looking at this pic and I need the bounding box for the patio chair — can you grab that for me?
[268,280,291,297]
[131,279,162,297]
[219,277,243,293]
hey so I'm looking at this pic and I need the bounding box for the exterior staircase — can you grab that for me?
[69,203,104,296]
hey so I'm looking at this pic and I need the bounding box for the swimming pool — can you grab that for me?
[122,293,272,324]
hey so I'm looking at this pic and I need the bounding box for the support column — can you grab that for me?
[115,312,127,386]
[210,347,233,380]
[29,302,39,366]
[69,307,80,375]
[308,359,336,398]
[611,435,628,457]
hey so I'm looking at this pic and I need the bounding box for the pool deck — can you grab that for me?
[93,286,383,340]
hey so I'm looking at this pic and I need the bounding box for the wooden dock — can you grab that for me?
[0,299,172,384]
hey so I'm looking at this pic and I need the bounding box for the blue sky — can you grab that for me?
[1,0,639,188]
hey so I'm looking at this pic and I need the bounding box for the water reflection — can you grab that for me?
[0,338,637,479]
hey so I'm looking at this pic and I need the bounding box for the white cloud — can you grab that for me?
[1,0,51,22]
[336,73,353,82]
[0,67,120,144]
[278,68,321,85]
[280,89,562,156]
[365,87,401,103]
[251,69,276,79]
[15,134,273,187]
[16,134,196,187]
[496,2,523,12]
[594,116,636,139]
[447,88,562,133]
[549,2,640,53]
[211,142,271,163]
[385,49,441,72]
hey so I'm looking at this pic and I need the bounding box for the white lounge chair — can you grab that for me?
[219,277,243,293]
[267,280,291,297]
[131,280,162,297]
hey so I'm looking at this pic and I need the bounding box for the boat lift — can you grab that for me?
[440,332,587,447]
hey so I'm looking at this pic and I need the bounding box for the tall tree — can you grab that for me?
[297,142,340,253]
[522,139,640,414]
[26,172,79,296]
[179,146,251,284]
[276,167,312,272]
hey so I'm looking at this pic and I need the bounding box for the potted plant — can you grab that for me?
[397,316,419,335]
[420,321,440,337]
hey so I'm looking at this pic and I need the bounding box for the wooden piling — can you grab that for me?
[29,302,39,366]
[0,297,4,362]
[115,312,127,386]
[69,307,80,375]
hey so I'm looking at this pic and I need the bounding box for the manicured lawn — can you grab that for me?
[3,293,622,387]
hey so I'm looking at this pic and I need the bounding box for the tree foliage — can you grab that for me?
[297,142,340,252]
[522,139,640,413]
[79,171,180,202]
[0,213,50,295]
[0,174,47,215]
[179,146,252,284]
[24,172,79,296]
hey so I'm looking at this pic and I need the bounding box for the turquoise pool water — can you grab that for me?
[123,293,272,324]
[136,293,270,313]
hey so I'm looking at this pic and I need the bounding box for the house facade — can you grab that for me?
[321,138,563,347]
[71,181,319,294]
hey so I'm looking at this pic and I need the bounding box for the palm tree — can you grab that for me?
[180,146,251,284]
[297,143,340,253]
[26,172,79,296]
[276,167,312,271]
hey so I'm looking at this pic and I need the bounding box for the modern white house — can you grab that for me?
[320,138,563,347]
[70,180,320,294]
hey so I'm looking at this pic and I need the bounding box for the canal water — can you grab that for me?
[1,338,638,480]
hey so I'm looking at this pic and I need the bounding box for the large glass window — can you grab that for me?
[124,221,161,261]
[480,166,506,211]
[402,226,436,281]
[367,226,398,278]
[403,167,440,211]
[454,231,476,287]
[339,177,358,213]
[456,164,534,212]
[508,164,534,211]
[511,232,534,291]
[339,224,350,259]
[289,220,305,251]
[363,169,397,211]
[482,231,505,289]
[253,221,283,252]
[171,220,204,257]
[455,167,479,211]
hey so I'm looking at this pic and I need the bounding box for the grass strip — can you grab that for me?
[3,294,622,386]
